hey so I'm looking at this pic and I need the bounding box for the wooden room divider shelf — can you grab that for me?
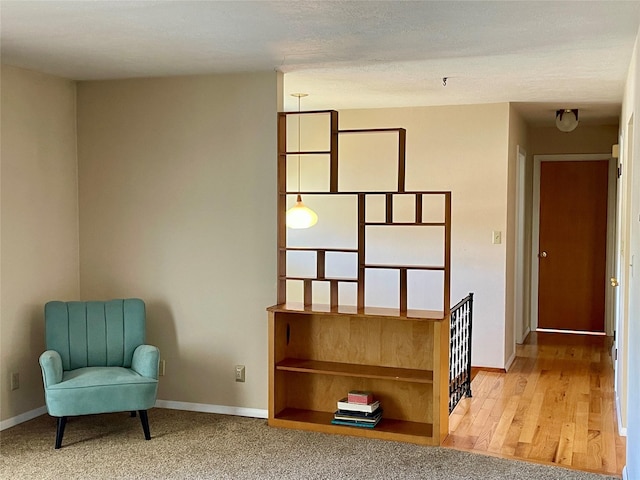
[268,109,452,446]
[276,189,451,311]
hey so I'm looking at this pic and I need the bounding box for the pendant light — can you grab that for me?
[286,93,318,229]
[555,109,579,132]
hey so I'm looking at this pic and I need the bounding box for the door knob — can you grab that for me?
[611,277,619,287]
[539,251,548,258]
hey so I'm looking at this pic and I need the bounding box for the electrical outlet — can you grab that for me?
[159,360,166,376]
[235,365,245,383]
[10,372,19,391]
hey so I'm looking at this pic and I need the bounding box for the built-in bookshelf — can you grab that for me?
[268,110,451,445]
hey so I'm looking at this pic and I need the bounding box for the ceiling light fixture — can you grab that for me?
[555,109,579,133]
[286,93,318,229]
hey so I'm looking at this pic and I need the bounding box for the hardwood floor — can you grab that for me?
[443,331,626,477]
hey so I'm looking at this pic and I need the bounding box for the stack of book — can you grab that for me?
[331,390,382,428]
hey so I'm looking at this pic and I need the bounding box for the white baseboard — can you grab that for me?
[1,401,267,431]
[521,326,531,343]
[0,405,47,431]
[504,351,516,372]
[616,394,628,436]
[155,399,268,419]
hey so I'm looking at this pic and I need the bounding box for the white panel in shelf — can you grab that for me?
[312,281,330,304]
[286,279,304,304]
[366,226,444,267]
[421,195,446,223]
[286,113,331,152]
[338,131,399,192]
[365,194,386,223]
[393,194,416,223]
[407,270,444,311]
[287,195,358,250]
[286,250,316,278]
[365,269,399,309]
[339,282,358,306]
[325,251,358,280]
[286,154,330,193]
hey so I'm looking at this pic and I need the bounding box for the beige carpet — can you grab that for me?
[0,408,619,479]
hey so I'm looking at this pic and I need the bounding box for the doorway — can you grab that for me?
[531,154,614,334]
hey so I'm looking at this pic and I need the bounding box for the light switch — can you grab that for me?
[492,231,502,244]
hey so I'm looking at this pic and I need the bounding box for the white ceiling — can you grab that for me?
[2,1,640,126]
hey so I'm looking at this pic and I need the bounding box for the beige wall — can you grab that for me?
[528,125,618,155]
[506,105,528,366]
[0,65,80,422]
[306,104,511,368]
[76,72,281,410]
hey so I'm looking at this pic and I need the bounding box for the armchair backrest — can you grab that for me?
[45,299,146,370]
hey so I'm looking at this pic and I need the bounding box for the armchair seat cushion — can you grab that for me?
[45,367,158,417]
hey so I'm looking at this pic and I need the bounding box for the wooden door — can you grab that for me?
[538,160,609,332]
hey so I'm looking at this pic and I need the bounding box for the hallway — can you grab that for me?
[443,332,625,476]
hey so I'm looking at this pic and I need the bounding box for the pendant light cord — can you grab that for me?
[297,94,301,194]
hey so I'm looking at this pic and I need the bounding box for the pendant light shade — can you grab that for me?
[285,93,318,229]
[555,109,579,132]
[286,194,318,229]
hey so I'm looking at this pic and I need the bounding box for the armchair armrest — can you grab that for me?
[39,350,63,387]
[132,344,160,379]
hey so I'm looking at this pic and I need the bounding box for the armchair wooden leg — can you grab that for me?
[138,410,151,440]
[55,416,67,449]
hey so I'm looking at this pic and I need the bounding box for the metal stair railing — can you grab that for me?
[449,292,474,414]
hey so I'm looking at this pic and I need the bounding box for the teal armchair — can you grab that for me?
[39,298,159,449]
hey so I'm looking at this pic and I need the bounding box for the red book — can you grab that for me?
[347,390,373,404]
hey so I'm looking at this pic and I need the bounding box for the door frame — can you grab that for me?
[531,153,616,334]
[515,146,528,343]
[614,116,633,436]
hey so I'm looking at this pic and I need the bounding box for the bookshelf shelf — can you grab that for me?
[276,358,434,383]
[285,150,331,155]
[363,264,445,271]
[269,109,451,446]
[271,408,434,444]
[279,190,451,195]
[280,276,359,283]
[281,247,359,253]
[268,303,445,320]
[364,222,446,227]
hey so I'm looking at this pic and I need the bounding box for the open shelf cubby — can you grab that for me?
[268,110,451,445]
